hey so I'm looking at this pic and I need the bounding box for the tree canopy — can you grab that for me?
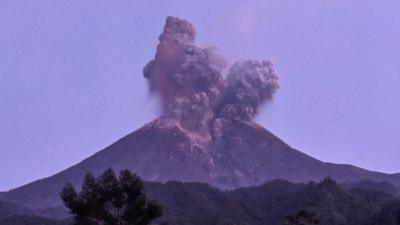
[60,169,162,225]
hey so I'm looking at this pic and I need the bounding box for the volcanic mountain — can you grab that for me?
[1,17,399,214]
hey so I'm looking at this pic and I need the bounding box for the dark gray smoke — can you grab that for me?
[215,60,279,121]
[143,16,279,137]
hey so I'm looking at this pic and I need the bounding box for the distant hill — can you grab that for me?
[0,200,70,225]
[0,200,32,219]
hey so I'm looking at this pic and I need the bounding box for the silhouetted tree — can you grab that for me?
[60,169,162,225]
[285,210,319,225]
[317,177,337,189]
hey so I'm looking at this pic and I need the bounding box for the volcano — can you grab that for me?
[1,17,399,215]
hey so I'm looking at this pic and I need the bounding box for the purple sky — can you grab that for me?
[1,0,399,191]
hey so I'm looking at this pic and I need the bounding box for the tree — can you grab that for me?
[60,169,162,225]
[285,210,319,225]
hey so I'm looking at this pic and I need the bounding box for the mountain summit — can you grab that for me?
[1,17,399,212]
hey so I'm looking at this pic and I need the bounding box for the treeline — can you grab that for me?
[1,169,400,225]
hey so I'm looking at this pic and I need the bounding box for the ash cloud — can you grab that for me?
[143,16,279,136]
[215,60,279,121]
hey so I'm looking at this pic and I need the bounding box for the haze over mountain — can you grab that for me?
[1,17,399,218]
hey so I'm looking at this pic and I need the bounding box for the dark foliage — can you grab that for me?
[0,215,70,225]
[4,177,400,225]
[143,178,397,225]
[60,169,162,225]
[367,199,400,225]
[285,210,319,225]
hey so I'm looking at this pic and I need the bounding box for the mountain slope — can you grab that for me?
[1,119,399,211]
[1,16,399,214]
[0,200,33,218]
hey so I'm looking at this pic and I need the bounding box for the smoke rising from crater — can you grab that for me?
[143,16,279,135]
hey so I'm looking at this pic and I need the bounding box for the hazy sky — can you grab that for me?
[1,0,399,191]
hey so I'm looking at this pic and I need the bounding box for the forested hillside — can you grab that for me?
[2,178,398,225]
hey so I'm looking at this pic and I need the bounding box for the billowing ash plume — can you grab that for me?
[215,60,279,121]
[143,16,279,137]
[143,17,226,135]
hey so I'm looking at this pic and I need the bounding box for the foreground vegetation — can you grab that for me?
[60,169,161,225]
[1,169,399,225]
